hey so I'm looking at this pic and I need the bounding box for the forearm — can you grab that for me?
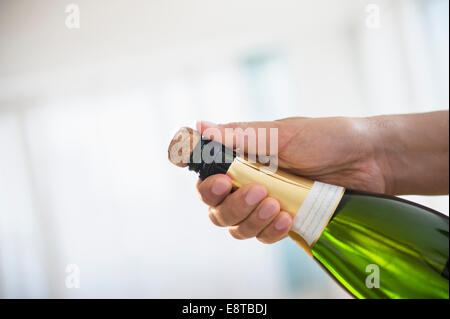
[368,111,449,195]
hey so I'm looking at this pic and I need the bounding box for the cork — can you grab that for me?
[168,127,201,167]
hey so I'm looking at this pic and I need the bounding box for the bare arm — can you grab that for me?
[368,111,449,195]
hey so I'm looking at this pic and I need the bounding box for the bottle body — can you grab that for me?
[312,190,449,299]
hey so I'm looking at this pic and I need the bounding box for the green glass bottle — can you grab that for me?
[312,190,449,299]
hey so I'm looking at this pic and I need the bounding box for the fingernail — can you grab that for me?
[274,214,291,231]
[245,185,267,206]
[211,179,230,196]
[258,201,278,220]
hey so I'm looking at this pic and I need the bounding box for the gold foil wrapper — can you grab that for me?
[226,157,316,256]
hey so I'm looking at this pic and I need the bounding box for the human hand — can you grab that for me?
[195,116,386,243]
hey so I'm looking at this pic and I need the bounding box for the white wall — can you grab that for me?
[0,0,448,298]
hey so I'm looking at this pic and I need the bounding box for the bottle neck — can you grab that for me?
[187,139,236,180]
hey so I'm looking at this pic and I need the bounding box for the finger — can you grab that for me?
[210,183,267,226]
[228,197,280,239]
[256,211,293,244]
[196,120,280,156]
[208,207,224,227]
[196,174,232,206]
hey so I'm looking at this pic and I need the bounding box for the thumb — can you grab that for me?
[196,120,281,156]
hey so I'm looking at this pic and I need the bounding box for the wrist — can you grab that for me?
[362,116,400,194]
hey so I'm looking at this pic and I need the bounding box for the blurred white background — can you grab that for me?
[0,0,448,298]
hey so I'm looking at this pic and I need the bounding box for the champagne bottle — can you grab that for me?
[168,127,449,299]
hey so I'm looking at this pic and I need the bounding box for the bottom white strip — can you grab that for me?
[291,182,344,246]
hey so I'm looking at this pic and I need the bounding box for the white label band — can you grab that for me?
[291,182,345,246]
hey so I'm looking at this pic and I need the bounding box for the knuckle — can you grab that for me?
[214,206,234,226]
[229,206,246,224]
[239,223,260,239]
[256,232,277,244]
[233,225,255,239]
[228,228,245,240]
[256,235,271,244]
[221,201,247,225]
[208,210,225,227]
[242,217,259,231]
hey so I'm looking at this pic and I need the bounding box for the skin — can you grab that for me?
[195,111,449,244]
